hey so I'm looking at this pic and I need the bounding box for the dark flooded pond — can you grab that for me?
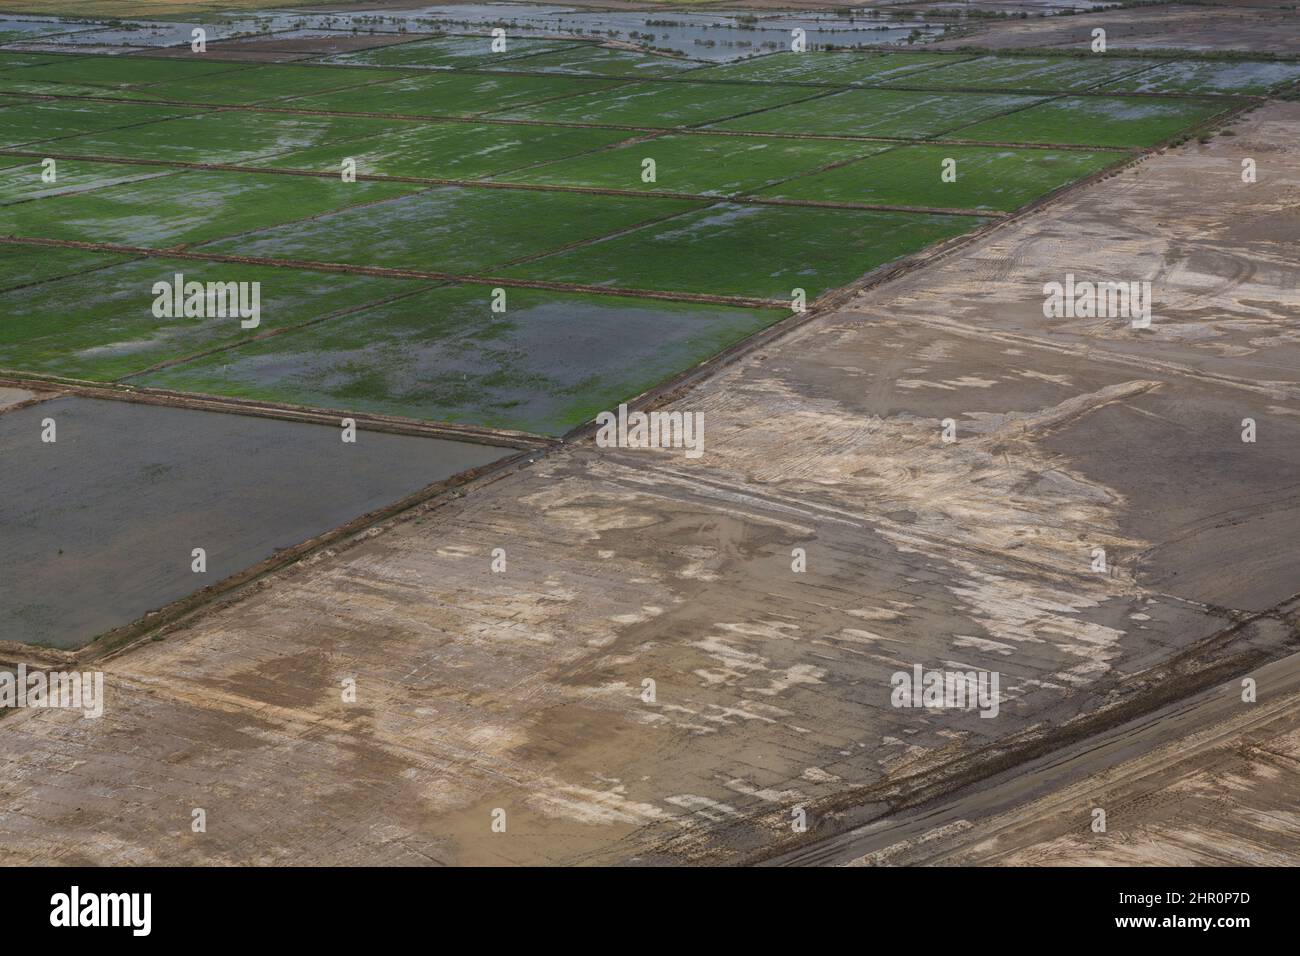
[0,396,506,649]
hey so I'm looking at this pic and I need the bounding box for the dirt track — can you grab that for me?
[0,101,1296,866]
[821,643,1300,867]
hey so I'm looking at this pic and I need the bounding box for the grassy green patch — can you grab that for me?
[503,203,982,300]
[1099,60,1300,95]
[954,95,1230,147]
[246,120,634,180]
[44,111,406,165]
[0,169,422,247]
[13,55,251,89]
[0,258,421,380]
[0,51,68,69]
[0,78,161,98]
[710,89,1044,138]
[887,55,1158,92]
[137,284,785,435]
[129,63,413,105]
[496,79,816,128]
[495,132,885,196]
[686,51,971,87]
[756,143,1123,211]
[0,158,177,204]
[0,244,130,293]
[0,99,204,148]
[197,186,701,273]
[283,71,624,118]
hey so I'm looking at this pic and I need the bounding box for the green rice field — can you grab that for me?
[493,133,887,196]
[879,55,1159,92]
[755,144,1122,212]
[707,89,1047,139]
[0,36,1273,437]
[137,285,788,435]
[954,95,1231,148]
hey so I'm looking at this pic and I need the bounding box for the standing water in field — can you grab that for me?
[0,7,950,62]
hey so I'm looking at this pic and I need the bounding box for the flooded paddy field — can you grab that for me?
[0,395,507,650]
[707,88,1046,138]
[242,120,634,179]
[0,100,205,147]
[136,285,788,435]
[490,78,819,126]
[3,108,408,162]
[500,202,982,299]
[0,252,417,380]
[491,133,886,196]
[877,54,1162,92]
[0,166,420,244]
[0,245,129,290]
[755,143,1121,211]
[687,49,970,86]
[283,70,628,117]
[0,6,952,62]
[194,185,701,272]
[0,157,173,203]
[0,33,1270,436]
[955,95,1235,148]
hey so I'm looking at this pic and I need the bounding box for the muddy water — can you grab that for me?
[0,396,506,649]
[0,7,947,61]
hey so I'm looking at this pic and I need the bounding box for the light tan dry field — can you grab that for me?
[933,3,1300,54]
[0,96,1297,865]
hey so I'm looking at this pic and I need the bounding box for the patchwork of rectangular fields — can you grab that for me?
[0,42,1261,441]
[124,63,413,105]
[0,254,420,380]
[283,72,625,119]
[12,55,248,89]
[194,187,702,274]
[492,133,887,197]
[0,99,204,147]
[0,168,421,246]
[33,111,407,165]
[881,54,1160,91]
[493,80,819,128]
[500,203,983,300]
[245,121,634,180]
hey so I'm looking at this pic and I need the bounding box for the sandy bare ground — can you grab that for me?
[0,102,1296,867]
